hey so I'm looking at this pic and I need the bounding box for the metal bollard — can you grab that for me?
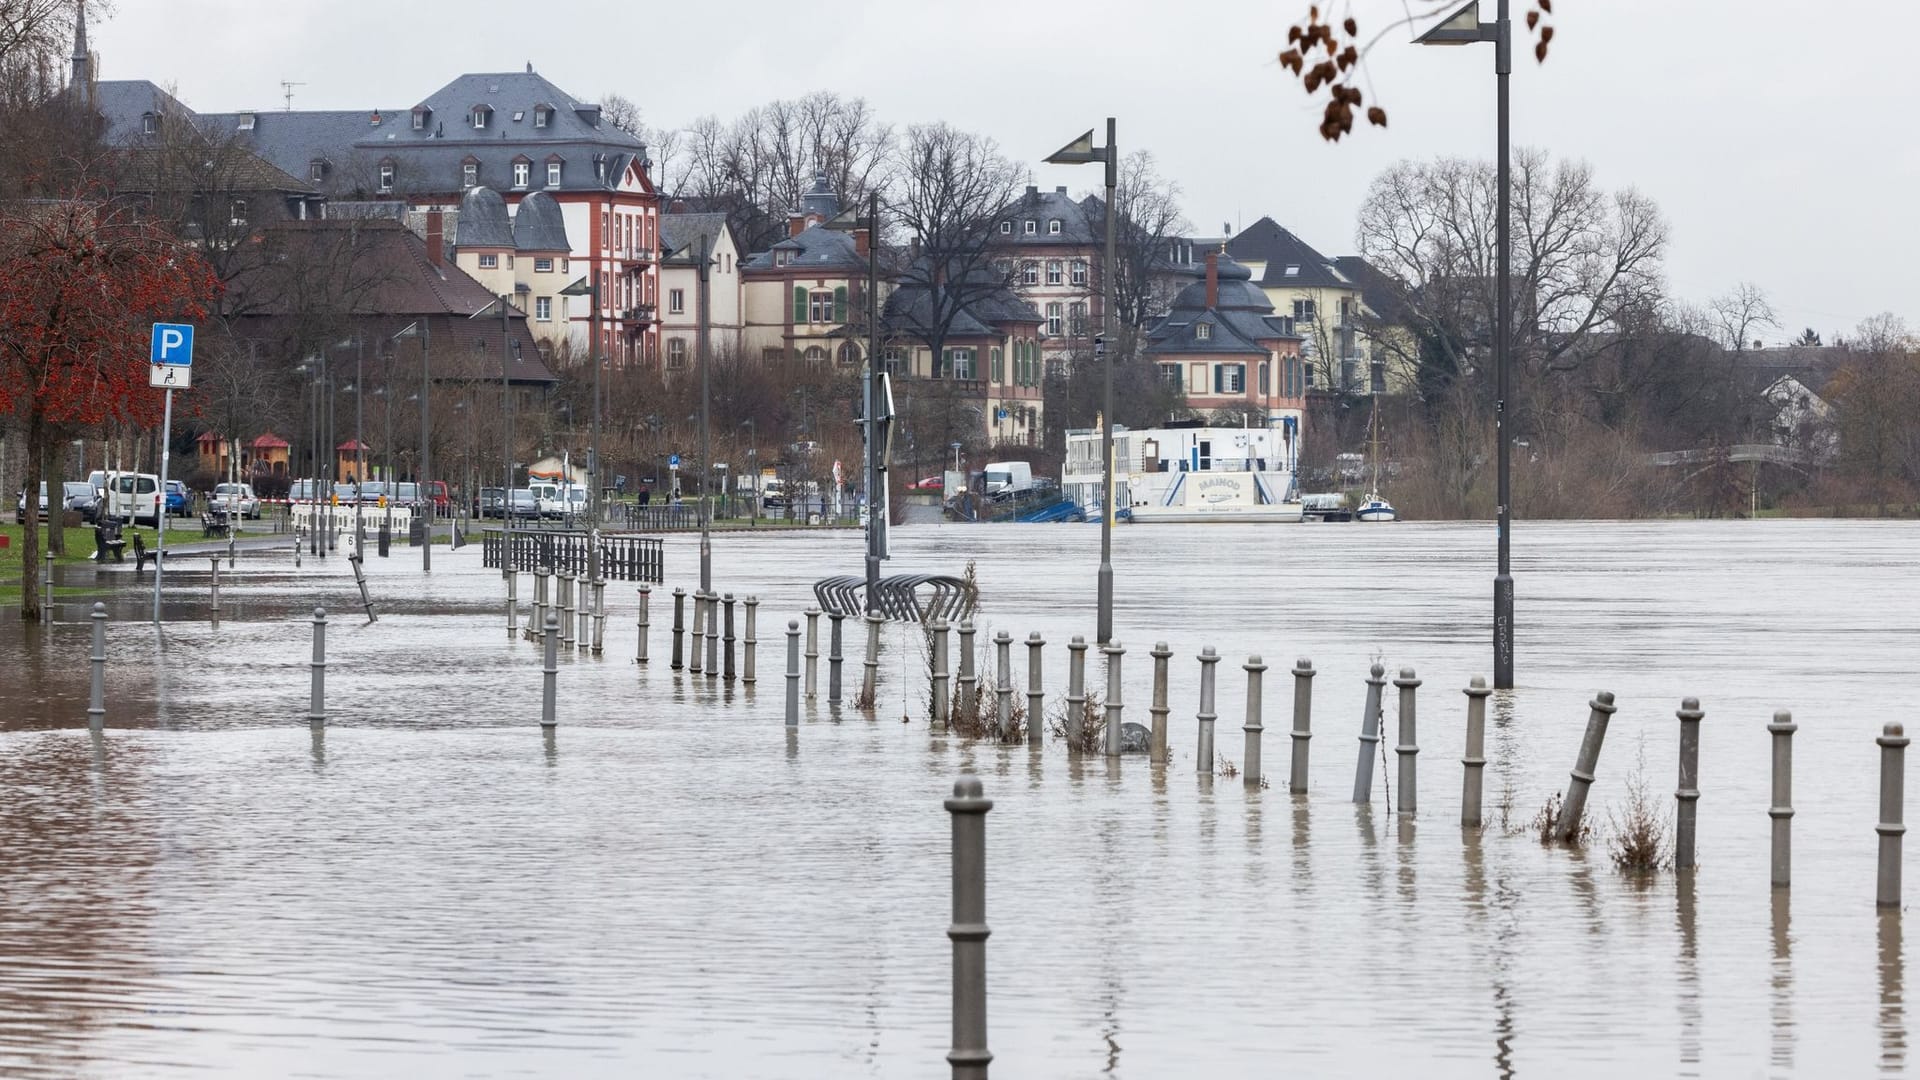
[1395,668,1420,814]
[1196,646,1219,772]
[689,588,705,674]
[860,612,881,706]
[1289,658,1315,795]
[87,602,107,734]
[43,551,53,622]
[744,596,760,684]
[1676,697,1703,870]
[349,551,377,623]
[931,618,951,729]
[1878,722,1908,908]
[724,594,738,681]
[1769,709,1796,887]
[1149,642,1172,765]
[785,619,802,727]
[956,619,977,725]
[308,607,327,731]
[804,607,821,700]
[671,587,687,670]
[1553,691,1618,843]
[827,612,845,704]
[208,556,221,622]
[1462,676,1491,827]
[945,775,993,1080]
[562,571,578,650]
[1026,633,1046,748]
[590,578,606,655]
[1243,654,1267,787]
[636,585,651,663]
[1352,663,1386,803]
[993,630,1012,739]
[532,566,550,643]
[541,612,559,728]
[1066,635,1087,748]
[704,592,719,677]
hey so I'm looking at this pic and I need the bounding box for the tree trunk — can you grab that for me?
[41,440,64,557]
[20,408,44,620]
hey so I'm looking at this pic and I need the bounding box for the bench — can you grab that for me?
[132,533,158,573]
[201,511,231,538]
[93,520,126,563]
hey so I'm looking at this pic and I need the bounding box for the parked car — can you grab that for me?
[356,481,390,506]
[62,481,100,523]
[330,482,358,505]
[103,472,161,526]
[504,489,541,521]
[15,482,48,524]
[393,482,421,509]
[209,482,261,519]
[165,479,190,517]
[289,479,321,502]
[474,487,505,518]
[423,480,452,514]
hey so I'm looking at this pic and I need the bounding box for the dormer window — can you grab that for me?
[1195,322,1212,341]
[411,107,430,131]
[774,250,792,267]
[377,160,395,193]
[534,105,552,129]
[998,221,1011,235]
[547,161,561,187]
[461,157,479,188]
[1022,220,1036,235]
[512,157,530,189]
[1047,219,1062,235]
[309,159,326,183]
[1284,264,1300,277]
[470,105,492,130]
[141,112,156,135]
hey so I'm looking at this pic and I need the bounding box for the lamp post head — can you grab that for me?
[1044,129,1102,166]
[1414,0,1491,45]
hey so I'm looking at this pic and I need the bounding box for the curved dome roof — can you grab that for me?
[456,186,513,249]
[512,191,569,252]
[800,173,839,221]
[1170,254,1273,313]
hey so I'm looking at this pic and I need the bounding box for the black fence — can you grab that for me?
[480,530,664,583]
[603,498,859,531]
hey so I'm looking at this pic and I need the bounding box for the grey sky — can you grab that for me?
[93,0,1916,342]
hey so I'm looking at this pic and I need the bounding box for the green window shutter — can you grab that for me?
[793,286,807,323]
[833,285,848,323]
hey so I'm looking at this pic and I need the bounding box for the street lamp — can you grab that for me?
[1416,0,1516,689]
[393,319,432,571]
[559,274,600,527]
[1046,118,1119,645]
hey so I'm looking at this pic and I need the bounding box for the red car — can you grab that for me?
[423,480,452,513]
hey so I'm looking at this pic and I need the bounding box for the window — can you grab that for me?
[1021,261,1038,286]
[998,221,1012,235]
[471,106,490,129]
[1160,363,1182,388]
[774,250,792,267]
[1259,361,1270,395]
[534,257,553,272]
[804,345,827,365]
[478,253,498,269]
[513,162,530,188]
[1215,363,1246,394]
[810,290,834,323]
[411,109,426,131]
[837,342,861,366]
[763,347,785,364]
[141,113,156,135]
[462,162,478,188]
[1284,264,1300,277]
[1069,303,1086,337]
[378,162,395,192]
[1292,299,1315,322]
[991,347,1005,383]
[309,160,325,183]
[534,106,551,128]
[1022,220,1036,235]
[1195,322,1212,341]
[535,296,552,322]
[669,288,685,314]
[1071,260,1088,286]
[882,347,906,375]
[946,348,976,379]
[1046,260,1063,286]
[668,338,688,369]
[1045,303,1063,337]
[1047,219,1062,235]
[229,199,247,226]
[547,162,561,187]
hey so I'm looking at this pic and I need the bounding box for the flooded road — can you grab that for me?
[1,519,1914,1077]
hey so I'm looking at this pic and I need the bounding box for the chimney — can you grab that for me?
[853,226,870,258]
[1055,186,1067,194]
[1205,252,1219,309]
[1025,184,1039,202]
[425,211,443,269]
[788,212,807,239]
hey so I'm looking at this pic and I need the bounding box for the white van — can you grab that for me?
[527,481,562,519]
[103,472,161,526]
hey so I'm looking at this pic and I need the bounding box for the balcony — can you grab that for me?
[619,304,656,323]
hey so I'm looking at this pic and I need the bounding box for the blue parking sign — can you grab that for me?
[150,323,194,366]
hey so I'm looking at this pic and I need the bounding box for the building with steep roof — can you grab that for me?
[452,188,576,354]
[990,185,1103,376]
[1221,216,1390,393]
[739,178,877,366]
[659,213,744,371]
[882,270,1045,448]
[1145,252,1306,437]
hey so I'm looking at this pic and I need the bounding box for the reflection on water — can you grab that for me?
[2,520,1918,1076]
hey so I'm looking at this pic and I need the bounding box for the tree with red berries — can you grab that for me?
[0,189,219,618]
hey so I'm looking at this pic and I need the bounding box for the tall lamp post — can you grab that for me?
[1417,0,1515,689]
[559,274,601,527]
[393,320,432,571]
[1045,119,1119,644]
[695,232,713,594]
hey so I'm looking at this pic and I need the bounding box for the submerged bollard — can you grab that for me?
[87,602,107,734]
[689,588,705,674]
[1243,655,1267,787]
[724,594,738,681]
[671,587,687,670]
[1462,676,1491,827]
[704,592,719,678]
[956,619,978,725]
[1196,647,1220,772]
[42,551,53,622]
[1878,722,1908,908]
[562,571,579,650]
[744,596,760,684]
[208,556,221,622]
[827,611,845,704]
[1149,642,1172,765]
[590,578,606,655]
[532,566,550,643]
[1066,635,1088,748]
[1769,709,1796,887]
[860,612,881,706]
[541,612,559,729]
[1675,697,1704,870]
[931,618,951,729]
[1395,668,1420,814]
[1352,663,1387,803]
[1553,691,1618,843]
[945,775,993,1080]
[804,607,821,700]
[993,630,1012,739]
[1026,633,1046,748]
[308,606,327,731]
[1289,658,1315,795]
[785,619,802,727]
[636,584,651,664]
[1103,641,1126,757]
[349,551,377,624]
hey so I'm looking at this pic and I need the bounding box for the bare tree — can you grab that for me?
[1707,281,1777,353]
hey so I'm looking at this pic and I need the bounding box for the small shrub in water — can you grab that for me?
[1534,792,1592,847]
[1608,756,1672,875]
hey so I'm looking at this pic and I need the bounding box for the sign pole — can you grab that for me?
[152,385,173,624]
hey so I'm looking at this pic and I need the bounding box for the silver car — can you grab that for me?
[209,482,261,519]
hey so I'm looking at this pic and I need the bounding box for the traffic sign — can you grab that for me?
[669,453,681,468]
[150,323,195,366]
[149,363,192,389]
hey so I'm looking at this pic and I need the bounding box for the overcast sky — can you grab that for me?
[90,0,1916,343]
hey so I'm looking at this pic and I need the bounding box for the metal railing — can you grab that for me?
[481,529,664,583]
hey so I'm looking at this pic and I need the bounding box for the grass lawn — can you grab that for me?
[0,520,203,606]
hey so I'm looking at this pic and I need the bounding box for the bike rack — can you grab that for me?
[811,574,976,625]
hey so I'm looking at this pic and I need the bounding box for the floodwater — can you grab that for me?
[1,519,1916,1078]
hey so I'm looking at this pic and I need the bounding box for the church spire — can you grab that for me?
[71,0,92,93]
